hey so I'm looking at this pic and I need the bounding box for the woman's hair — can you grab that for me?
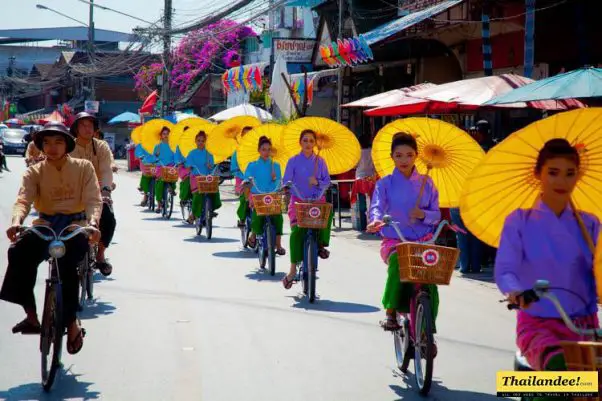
[535,138,580,174]
[391,132,418,154]
[257,135,272,150]
[299,129,317,142]
[359,134,371,149]
[161,126,170,135]
[195,130,207,140]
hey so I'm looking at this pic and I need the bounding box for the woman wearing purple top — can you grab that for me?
[496,139,600,377]
[367,133,441,331]
[281,129,333,290]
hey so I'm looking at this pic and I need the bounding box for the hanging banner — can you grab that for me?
[273,38,316,63]
[319,34,374,68]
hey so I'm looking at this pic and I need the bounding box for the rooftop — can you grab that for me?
[0,26,138,45]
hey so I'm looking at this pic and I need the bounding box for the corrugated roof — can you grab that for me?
[0,27,137,44]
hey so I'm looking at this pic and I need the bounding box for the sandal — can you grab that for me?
[276,247,286,256]
[186,215,195,225]
[379,316,401,331]
[12,318,41,335]
[318,247,330,259]
[247,236,257,249]
[282,275,295,290]
[96,261,113,277]
[67,323,86,355]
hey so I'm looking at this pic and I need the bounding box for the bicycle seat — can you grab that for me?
[514,351,533,371]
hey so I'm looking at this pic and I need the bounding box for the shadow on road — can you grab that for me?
[79,300,116,320]
[212,250,257,259]
[245,270,286,282]
[183,237,239,244]
[289,297,380,314]
[390,370,512,401]
[0,371,100,400]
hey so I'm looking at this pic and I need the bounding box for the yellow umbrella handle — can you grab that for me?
[570,199,596,254]
[414,166,432,210]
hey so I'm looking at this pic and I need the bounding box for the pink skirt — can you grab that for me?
[178,166,190,179]
[516,310,599,370]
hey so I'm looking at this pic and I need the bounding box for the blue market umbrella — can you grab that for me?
[108,111,141,125]
[486,67,602,105]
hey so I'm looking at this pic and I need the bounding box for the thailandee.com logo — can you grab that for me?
[496,371,598,398]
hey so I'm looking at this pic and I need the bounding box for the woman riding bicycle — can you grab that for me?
[185,129,222,224]
[281,129,333,290]
[244,135,286,255]
[496,139,600,382]
[153,126,175,214]
[0,122,101,355]
[366,133,441,333]
[234,126,255,228]
[136,140,155,206]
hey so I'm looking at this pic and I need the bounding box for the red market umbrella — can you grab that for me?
[139,90,158,114]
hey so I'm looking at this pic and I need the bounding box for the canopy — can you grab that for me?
[485,67,602,105]
[210,104,273,122]
[108,111,141,125]
[342,84,437,108]
[38,110,65,124]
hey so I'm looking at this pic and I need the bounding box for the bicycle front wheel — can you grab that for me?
[77,255,88,311]
[414,293,434,396]
[165,186,174,219]
[394,315,412,372]
[205,196,213,240]
[266,221,276,276]
[40,278,63,392]
[148,180,155,211]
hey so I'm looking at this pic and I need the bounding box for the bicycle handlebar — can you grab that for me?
[242,176,285,195]
[190,164,220,176]
[22,224,92,242]
[281,181,329,202]
[383,215,452,244]
[505,280,602,337]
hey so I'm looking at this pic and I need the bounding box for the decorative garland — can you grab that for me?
[222,62,269,94]
[319,35,374,68]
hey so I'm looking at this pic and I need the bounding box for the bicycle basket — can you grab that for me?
[252,193,283,216]
[195,175,220,194]
[141,164,156,177]
[294,202,333,229]
[160,166,179,183]
[560,341,602,401]
[396,243,459,285]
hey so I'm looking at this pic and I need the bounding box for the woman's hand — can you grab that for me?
[507,292,532,309]
[409,208,425,220]
[367,220,385,233]
[6,223,22,242]
[271,173,277,181]
[309,176,318,186]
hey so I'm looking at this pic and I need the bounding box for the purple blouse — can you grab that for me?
[282,153,330,200]
[369,168,440,241]
[495,200,600,318]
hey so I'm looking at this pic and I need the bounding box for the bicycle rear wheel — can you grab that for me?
[40,278,63,392]
[205,196,213,240]
[393,315,412,372]
[165,186,174,219]
[86,246,95,300]
[266,222,276,276]
[148,180,155,211]
[181,201,191,222]
[241,216,251,249]
[258,234,267,269]
[414,293,434,396]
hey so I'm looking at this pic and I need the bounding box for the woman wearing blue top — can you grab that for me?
[234,126,254,227]
[244,136,286,255]
[153,126,175,214]
[135,143,154,206]
[186,130,222,224]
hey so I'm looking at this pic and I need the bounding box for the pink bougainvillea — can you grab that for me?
[134,63,164,93]
[134,20,256,96]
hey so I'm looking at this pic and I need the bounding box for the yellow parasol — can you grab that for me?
[236,124,293,174]
[140,119,175,154]
[207,116,261,160]
[460,108,602,248]
[131,125,143,145]
[178,121,227,163]
[372,117,485,208]
[282,117,361,175]
[169,118,209,152]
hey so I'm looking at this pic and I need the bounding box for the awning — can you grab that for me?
[362,0,464,46]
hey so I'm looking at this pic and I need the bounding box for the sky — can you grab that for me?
[2,0,246,35]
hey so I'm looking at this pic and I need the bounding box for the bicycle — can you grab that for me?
[158,164,178,220]
[505,281,602,401]
[141,164,156,212]
[18,224,93,392]
[77,243,96,311]
[285,182,332,303]
[383,216,459,396]
[191,166,220,240]
[242,178,285,276]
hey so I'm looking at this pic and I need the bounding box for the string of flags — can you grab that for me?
[319,34,374,68]
[222,62,269,94]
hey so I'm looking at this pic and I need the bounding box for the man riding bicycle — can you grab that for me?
[70,112,116,276]
[0,122,101,355]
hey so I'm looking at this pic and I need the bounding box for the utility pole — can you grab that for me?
[88,0,96,100]
[336,0,343,122]
[161,0,173,117]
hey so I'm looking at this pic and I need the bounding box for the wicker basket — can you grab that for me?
[160,166,179,183]
[560,341,602,401]
[195,175,220,194]
[141,164,156,177]
[396,243,459,285]
[252,193,283,216]
[294,202,333,229]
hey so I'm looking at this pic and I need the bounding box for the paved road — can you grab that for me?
[0,155,516,401]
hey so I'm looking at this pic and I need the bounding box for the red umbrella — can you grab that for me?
[139,90,158,114]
